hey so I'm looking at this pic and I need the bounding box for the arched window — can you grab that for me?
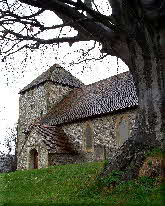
[29,149,38,169]
[85,123,93,151]
[118,118,129,145]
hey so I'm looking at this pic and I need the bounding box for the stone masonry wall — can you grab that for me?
[46,82,72,110]
[17,82,73,170]
[18,107,137,169]
[17,128,48,170]
[61,108,137,163]
[18,84,48,161]
[92,109,137,159]
[48,153,88,166]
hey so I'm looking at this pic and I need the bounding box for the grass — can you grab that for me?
[145,147,164,158]
[0,161,163,206]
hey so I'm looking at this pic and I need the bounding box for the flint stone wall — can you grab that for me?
[61,108,137,163]
[17,128,48,170]
[17,108,137,169]
[17,82,72,170]
[48,153,89,166]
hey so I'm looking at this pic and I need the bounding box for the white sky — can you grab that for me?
[0,0,129,153]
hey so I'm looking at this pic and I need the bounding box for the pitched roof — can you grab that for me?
[37,125,76,153]
[40,71,138,126]
[19,64,84,93]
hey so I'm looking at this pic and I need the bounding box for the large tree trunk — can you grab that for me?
[104,24,165,180]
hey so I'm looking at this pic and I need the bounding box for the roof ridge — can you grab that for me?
[19,64,84,93]
[84,71,130,87]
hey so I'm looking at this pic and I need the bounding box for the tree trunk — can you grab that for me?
[104,27,165,181]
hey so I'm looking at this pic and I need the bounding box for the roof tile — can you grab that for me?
[20,64,84,93]
[40,71,138,126]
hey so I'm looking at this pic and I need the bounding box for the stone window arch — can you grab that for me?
[84,122,93,151]
[29,148,38,169]
[119,118,129,145]
[117,115,130,146]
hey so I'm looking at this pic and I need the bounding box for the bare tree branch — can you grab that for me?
[0,0,130,61]
[69,53,108,66]
[1,26,92,44]
[1,0,163,65]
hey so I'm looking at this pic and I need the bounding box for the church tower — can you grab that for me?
[17,64,83,169]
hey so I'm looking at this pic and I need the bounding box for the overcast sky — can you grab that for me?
[0,0,129,153]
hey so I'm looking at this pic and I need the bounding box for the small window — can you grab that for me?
[30,89,34,96]
[85,123,93,151]
[40,110,43,117]
[30,104,35,110]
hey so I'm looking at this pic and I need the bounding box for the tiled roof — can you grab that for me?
[37,125,76,153]
[40,71,138,126]
[19,64,84,93]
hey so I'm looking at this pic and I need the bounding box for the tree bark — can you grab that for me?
[103,25,165,180]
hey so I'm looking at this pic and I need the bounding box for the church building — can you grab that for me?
[17,64,138,170]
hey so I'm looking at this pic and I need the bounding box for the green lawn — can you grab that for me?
[0,162,163,206]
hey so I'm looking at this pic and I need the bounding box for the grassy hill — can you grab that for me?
[0,161,163,206]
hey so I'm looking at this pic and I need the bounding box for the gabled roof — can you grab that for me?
[19,64,84,93]
[40,71,138,126]
[37,125,76,154]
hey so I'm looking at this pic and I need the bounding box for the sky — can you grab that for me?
[0,0,129,153]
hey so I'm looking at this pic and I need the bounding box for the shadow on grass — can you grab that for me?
[2,200,164,206]
[3,182,164,206]
[3,203,110,206]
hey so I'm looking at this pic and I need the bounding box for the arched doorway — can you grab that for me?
[29,149,38,169]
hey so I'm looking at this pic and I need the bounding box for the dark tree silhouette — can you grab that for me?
[0,0,164,179]
[0,125,17,172]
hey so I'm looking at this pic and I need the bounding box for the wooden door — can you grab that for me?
[33,150,38,169]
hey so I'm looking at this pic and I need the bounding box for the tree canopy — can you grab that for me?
[1,0,164,65]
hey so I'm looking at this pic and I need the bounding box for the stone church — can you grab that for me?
[17,64,138,170]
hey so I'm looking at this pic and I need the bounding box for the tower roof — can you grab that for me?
[19,64,84,93]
